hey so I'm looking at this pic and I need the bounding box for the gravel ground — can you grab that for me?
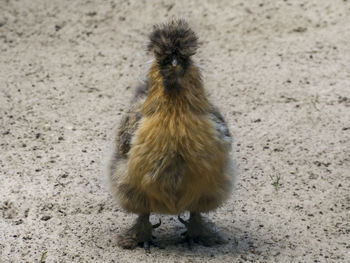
[1,0,349,262]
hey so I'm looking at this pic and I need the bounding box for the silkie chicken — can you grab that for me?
[108,19,234,252]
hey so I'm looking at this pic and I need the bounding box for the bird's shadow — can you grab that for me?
[149,225,259,258]
[105,215,290,259]
[92,208,291,261]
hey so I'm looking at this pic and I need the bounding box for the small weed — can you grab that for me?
[269,174,281,190]
[311,94,320,111]
[40,251,48,263]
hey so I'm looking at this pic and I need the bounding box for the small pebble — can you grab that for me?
[43,124,51,131]
[41,215,52,221]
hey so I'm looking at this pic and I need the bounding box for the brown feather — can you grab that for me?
[108,20,234,215]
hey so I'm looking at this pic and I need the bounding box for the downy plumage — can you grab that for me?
[108,20,234,251]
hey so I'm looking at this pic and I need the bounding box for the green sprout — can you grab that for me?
[269,174,281,191]
[40,251,48,263]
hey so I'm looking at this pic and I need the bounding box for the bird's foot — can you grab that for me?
[118,213,161,253]
[178,212,227,248]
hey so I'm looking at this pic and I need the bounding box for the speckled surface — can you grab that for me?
[1,0,349,262]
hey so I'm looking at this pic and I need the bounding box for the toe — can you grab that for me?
[187,237,194,249]
[143,241,151,253]
[118,235,138,249]
[200,235,227,247]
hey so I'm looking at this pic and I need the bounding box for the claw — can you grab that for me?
[152,219,161,229]
[143,240,165,253]
[178,216,188,226]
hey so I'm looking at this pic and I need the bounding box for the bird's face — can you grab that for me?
[148,20,198,92]
[158,52,190,91]
[156,50,191,90]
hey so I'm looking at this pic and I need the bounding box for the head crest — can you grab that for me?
[148,20,198,58]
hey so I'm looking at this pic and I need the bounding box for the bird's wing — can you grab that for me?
[115,82,148,158]
[209,104,232,146]
[132,79,149,102]
[115,103,142,158]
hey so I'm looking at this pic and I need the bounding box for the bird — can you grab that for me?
[108,19,234,252]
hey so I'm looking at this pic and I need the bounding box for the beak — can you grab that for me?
[172,55,178,67]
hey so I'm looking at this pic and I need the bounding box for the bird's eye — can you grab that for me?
[165,56,172,64]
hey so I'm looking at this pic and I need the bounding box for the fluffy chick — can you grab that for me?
[108,19,234,251]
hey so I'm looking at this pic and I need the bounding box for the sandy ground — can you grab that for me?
[1,0,349,262]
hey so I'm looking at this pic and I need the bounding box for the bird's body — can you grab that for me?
[108,20,234,250]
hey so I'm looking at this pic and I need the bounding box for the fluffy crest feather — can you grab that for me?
[148,20,198,58]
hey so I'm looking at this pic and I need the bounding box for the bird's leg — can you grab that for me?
[118,213,161,253]
[178,212,227,248]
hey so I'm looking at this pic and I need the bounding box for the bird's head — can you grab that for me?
[148,20,198,91]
